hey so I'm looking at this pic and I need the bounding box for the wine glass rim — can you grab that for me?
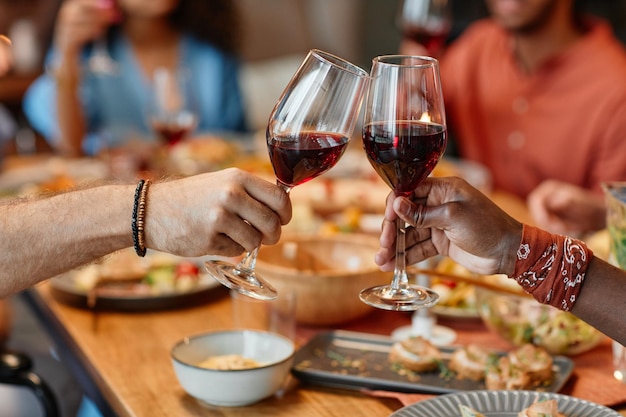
[373,54,439,68]
[309,49,369,78]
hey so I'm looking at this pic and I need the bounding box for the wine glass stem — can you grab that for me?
[391,217,410,290]
[236,246,259,273]
[234,182,292,275]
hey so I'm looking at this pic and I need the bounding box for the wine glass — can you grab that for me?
[147,67,198,147]
[205,49,369,300]
[397,0,452,56]
[87,38,119,75]
[86,0,119,75]
[359,55,447,311]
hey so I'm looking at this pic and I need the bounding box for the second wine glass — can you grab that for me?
[148,67,198,147]
[205,49,370,300]
[359,55,447,311]
[397,0,452,56]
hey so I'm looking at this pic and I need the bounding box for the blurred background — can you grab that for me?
[1,2,625,416]
[1,0,626,154]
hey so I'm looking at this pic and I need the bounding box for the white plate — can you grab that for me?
[49,253,226,311]
[390,390,620,417]
[431,305,480,320]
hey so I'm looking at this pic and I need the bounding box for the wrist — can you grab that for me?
[47,48,82,81]
[502,222,523,277]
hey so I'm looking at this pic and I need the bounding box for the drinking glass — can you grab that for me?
[602,181,626,383]
[359,55,447,311]
[397,0,452,56]
[205,49,369,300]
[87,38,118,75]
[86,0,119,75]
[147,67,198,147]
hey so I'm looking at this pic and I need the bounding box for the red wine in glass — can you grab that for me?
[402,27,448,56]
[363,120,446,196]
[396,0,452,56]
[268,131,349,189]
[205,49,369,301]
[150,112,197,147]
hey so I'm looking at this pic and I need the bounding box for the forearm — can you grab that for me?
[570,257,626,346]
[0,184,134,296]
[54,51,87,157]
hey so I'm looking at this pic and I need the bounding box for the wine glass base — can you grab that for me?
[359,284,439,311]
[204,260,278,300]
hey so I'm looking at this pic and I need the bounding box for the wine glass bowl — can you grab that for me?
[397,0,452,56]
[87,38,119,75]
[205,49,369,300]
[86,0,119,75]
[148,67,198,147]
[359,55,447,311]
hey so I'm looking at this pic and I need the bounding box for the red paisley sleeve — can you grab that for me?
[509,225,593,311]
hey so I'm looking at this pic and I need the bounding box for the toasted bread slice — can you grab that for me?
[449,344,493,381]
[388,336,442,372]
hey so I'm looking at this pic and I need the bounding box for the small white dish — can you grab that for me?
[171,330,294,407]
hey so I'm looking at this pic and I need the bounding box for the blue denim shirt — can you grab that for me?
[22,35,248,155]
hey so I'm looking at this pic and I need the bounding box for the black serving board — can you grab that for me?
[292,330,574,395]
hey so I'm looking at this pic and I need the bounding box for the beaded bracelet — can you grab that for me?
[132,179,151,257]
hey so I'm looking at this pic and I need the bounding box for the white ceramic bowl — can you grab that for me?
[171,330,295,407]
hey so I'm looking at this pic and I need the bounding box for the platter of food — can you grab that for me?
[390,390,620,417]
[423,257,481,320]
[292,330,573,395]
[0,157,108,195]
[49,249,227,311]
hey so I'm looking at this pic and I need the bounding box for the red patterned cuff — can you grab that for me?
[509,225,593,311]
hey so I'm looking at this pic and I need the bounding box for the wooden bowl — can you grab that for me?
[255,234,389,325]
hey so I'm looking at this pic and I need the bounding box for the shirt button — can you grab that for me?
[508,131,525,149]
[512,97,529,114]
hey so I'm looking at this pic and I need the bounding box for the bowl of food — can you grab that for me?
[171,330,295,407]
[475,281,604,356]
[255,234,389,325]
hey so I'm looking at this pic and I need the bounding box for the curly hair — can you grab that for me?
[170,0,241,54]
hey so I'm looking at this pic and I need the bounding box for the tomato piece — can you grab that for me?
[175,262,199,279]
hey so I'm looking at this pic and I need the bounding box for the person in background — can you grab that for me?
[401,0,626,236]
[376,176,626,346]
[22,0,247,157]
[0,35,17,161]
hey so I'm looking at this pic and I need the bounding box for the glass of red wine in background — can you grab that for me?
[397,0,452,56]
[148,67,198,147]
[359,55,447,311]
[87,0,119,75]
[205,49,370,300]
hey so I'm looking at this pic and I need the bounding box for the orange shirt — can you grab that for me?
[441,18,626,198]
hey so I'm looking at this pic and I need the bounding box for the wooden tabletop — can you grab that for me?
[23,279,626,417]
[6,155,624,416]
[23,283,404,417]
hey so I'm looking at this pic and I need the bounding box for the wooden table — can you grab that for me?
[23,283,404,417]
[22,280,626,417]
[5,155,623,415]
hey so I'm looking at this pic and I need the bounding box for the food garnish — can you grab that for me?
[198,354,261,370]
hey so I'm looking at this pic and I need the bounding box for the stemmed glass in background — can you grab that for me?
[205,49,370,300]
[359,55,447,311]
[86,0,119,75]
[147,67,198,147]
[396,0,452,56]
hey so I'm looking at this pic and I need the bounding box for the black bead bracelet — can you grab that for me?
[132,179,150,257]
